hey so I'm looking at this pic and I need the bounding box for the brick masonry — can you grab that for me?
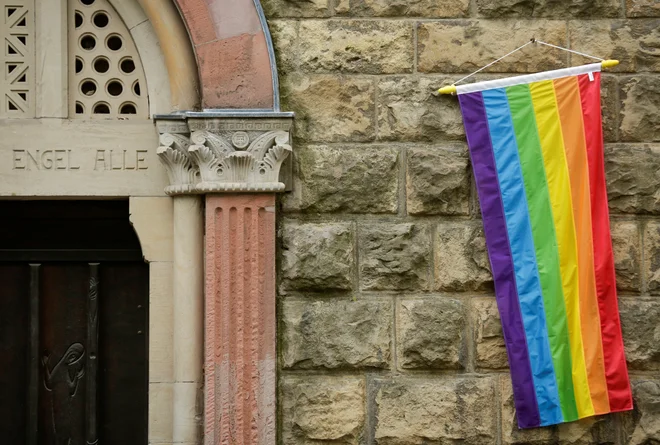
[265,0,660,443]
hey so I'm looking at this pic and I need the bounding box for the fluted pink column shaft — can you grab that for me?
[204,194,277,445]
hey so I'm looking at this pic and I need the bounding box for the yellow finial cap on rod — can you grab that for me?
[438,85,457,95]
[601,59,619,69]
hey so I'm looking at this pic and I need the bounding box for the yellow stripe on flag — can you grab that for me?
[529,79,595,419]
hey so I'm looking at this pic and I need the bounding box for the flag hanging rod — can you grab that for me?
[437,38,618,95]
[439,61,618,95]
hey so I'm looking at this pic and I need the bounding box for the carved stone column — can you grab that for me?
[155,112,293,445]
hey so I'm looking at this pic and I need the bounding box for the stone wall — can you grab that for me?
[264,0,660,443]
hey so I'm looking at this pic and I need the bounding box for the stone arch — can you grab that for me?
[108,0,201,113]
[173,0,279,110]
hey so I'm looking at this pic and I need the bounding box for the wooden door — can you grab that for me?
[0,201,148,445]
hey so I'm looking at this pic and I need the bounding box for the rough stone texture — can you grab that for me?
[627,0,660,17]
[555,416,618,445]
[477,0,621,17]
[646,221,660,295]
[377,76,465,142]
[298,20,413,74]
[374,377,497,444]
[605,144,660,213]
[268,20,298,74]
[359,223,431,291]
[406,146,470,216]
[611,221,642,292]
[569,20,660,72]
[262,0,330,17]
[619,298,660,370]
[265,1,660,442]
[621,379,660,444]
[281,377,365,444]
[473,298,507,370]
[345,0,469,17]
[435,223,492,291]
[620,77,660,142]
[280,221,354,291]
[282,75,375,142]
[601,75,619,143]
[282,299,392,369]
[500,377,554,444]
[417,20,567,73]
[397,298,466,369]
[283,145,399,213]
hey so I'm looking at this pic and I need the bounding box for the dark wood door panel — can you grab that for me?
[39,264,89,445]
[0,199,149,445]
[0,265,29,444]
[99,262,148,444]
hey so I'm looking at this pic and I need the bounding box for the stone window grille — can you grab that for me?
[69,0,148,119]
[1,0,35,118]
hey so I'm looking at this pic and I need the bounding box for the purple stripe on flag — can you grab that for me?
[459,92,541,428]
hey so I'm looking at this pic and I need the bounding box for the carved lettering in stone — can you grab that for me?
[9,149,147,171]
[94,150,148,171]
[12,149,80,171]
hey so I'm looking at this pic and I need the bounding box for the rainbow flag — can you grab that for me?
[457,63,633,428]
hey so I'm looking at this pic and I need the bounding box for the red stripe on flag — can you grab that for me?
[577,72,633,412]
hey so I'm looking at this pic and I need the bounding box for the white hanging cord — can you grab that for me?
[534,40,604,62]
[454,40,534,85]
[452,38,605,86]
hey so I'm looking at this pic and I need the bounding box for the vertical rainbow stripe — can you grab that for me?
[458,68,633,428]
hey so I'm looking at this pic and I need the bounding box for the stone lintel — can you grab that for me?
[154,113,294,195]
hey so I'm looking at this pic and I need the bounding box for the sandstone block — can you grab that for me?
[282,376,365,444]
[298,20,413,74]
[374,377,497,444]
[262,0,330,17]
[282,299,392,369]
[622,379,660,444]
[555,416,617,444]
[627,0,660,16]
[377,76,465,142]
[605,144,660,213]
[406,146,470,215]
[611,221,642,292]
[620,77,660,142]
[268,20,298,74]
[282,75,375,142]
[619,298,660,370]
[435,223,492,291]
[397,298,465,369]
[646,222,660,294]
[569,20,660,72]
[477,0,621,17]
[359,223,431,291]
[283,145,399,213]
[500,376,554,444]
[602,75,619,143]
[417,20,567,73]
[346,0,468,17]
[473,298,507,370]
[280,221,354,291]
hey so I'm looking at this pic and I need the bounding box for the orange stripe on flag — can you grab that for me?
[554,76,610,415]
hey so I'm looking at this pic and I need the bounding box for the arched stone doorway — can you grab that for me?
[0,0,291,443]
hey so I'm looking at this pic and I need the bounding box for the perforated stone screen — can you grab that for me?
[69,0,148,119]
[1,0,35,118]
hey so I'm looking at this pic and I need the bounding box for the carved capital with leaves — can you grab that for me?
[155,114,294,195]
